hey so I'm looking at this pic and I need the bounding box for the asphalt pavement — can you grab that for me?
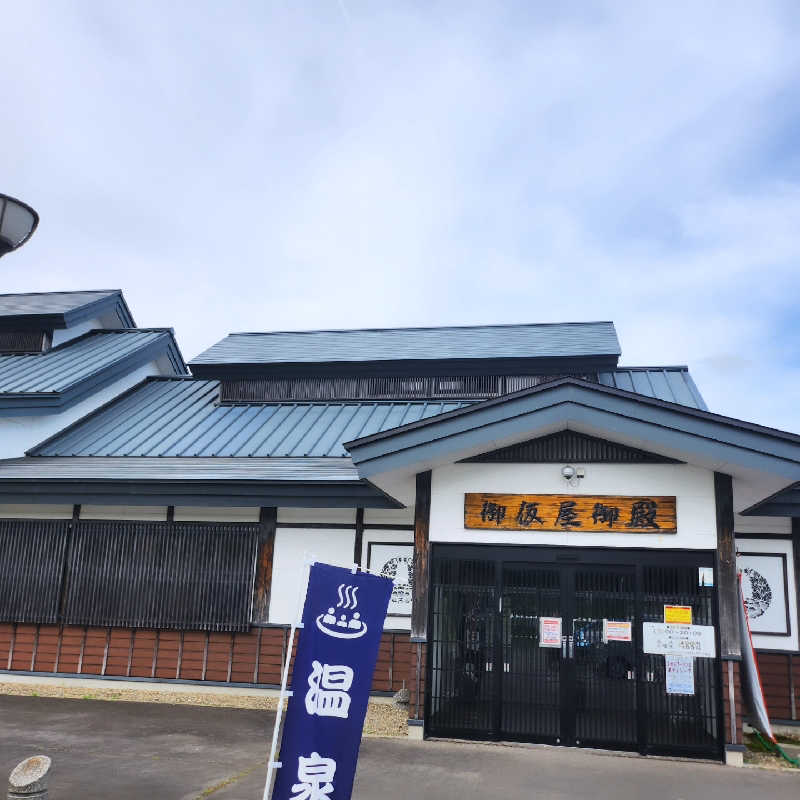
[0,695,796,799]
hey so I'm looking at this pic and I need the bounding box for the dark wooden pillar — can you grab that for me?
[353,508,364,565]
[792,518,800,721]
[714,472,740,660]
[792,518,800,637]
[57,504,81,622]
[252,507,277,625]
[411,471,432,641]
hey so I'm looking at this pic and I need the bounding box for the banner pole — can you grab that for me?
[263,554,315,800]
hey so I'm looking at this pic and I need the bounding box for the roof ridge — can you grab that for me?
[612,365,689,371]
[0,289,121,298]
[225,321,616,337]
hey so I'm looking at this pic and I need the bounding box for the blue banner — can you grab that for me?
[272,563,393,800]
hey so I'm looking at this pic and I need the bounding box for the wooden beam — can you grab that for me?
[56,504,81,623]
[353,508,364,566]
[251,507,277,625]
[793,517,800,720]
[411,470,432,641]
[715,472,740,660]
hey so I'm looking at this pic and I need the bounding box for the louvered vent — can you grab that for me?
[460,430,680,463]
[0,330,50,354]
[220,373,597,403]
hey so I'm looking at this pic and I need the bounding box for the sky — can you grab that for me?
[3,2,800,430]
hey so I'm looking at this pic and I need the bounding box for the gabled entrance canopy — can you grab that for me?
[345,378,800,509]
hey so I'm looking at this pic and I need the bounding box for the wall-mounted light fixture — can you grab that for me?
[561,465,585,487]
[0,194,39,258]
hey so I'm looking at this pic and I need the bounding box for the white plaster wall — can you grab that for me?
[430,462,717,550]
[736,537,798,652]
[277,507,356,525]
[269,528,355,624]
[50,317,105,347]
[80,505,168,521]
[173,506,260,523]
[0,503,73,518]
[0,360,170,459]
[364,507,414,525]
[735,515,791,535]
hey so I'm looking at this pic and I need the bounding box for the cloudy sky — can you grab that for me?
[3,2,799,429]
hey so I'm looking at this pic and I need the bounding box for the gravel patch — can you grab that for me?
[0,681,408,738]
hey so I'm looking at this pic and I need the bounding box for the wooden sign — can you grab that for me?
[464,493,677,533]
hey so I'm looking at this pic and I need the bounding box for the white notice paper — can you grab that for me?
[540,617,562,648]
[665,655,695,695]
[603,620,632,643]
[642,622,716,658]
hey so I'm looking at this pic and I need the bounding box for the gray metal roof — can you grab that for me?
[30,378,471,457]
[598,367,707,410]
[0,330,170,393]
[0,456,360,482]
[30,363,706,457]
[345,377,800,484]
[0,329,187,415]
[190,322,621,366]
[0,290,135,328]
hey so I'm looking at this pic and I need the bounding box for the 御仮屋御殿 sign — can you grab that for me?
[464,494,677,533]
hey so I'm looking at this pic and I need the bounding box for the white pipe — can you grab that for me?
[263,554,315,800]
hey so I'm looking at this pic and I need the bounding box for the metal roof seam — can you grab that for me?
[0,330,164,393]
[350,403,381,443]
[25,376,162,456]
[61,378,183,456]
[375,403,395,433]
[209,405,263,456]
[235,405,283,457]
[249,404,298,457]
[161,385,236,457]
[196,404,251,456]
[642,370,657,402]
[33,332,162,392]
[127,382,222,457]
[271,404,321,457]
[303,404,345,457]
[92,376,211,456]
[320,404,364,457]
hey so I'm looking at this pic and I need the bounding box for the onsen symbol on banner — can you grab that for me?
[305,660,354,718]
[316,584,368,639]
[290,752,336,800]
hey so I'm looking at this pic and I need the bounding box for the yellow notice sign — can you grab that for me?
[664,605,692,625]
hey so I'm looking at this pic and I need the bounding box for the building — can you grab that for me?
[0,289,186,457]
[0,313,798,766]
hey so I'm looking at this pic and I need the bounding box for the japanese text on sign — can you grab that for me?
[271,564,393,800]
[603,620,633,643]
[664,605,692,625]
[642,622,716,658]
[665,655,695,695]
[540,617,562,648]
[465,494,677,533]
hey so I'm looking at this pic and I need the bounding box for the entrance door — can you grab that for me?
[500,563,637,749]
[427,546,722,759]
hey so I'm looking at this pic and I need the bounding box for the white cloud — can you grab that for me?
[1,1,799,429]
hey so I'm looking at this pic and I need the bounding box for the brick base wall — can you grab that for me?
[0,623,412,693]
[755,651,797,722]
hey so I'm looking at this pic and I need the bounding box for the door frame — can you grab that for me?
[425,543,723,758]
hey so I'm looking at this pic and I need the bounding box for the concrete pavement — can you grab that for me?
[0,695,796,799]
